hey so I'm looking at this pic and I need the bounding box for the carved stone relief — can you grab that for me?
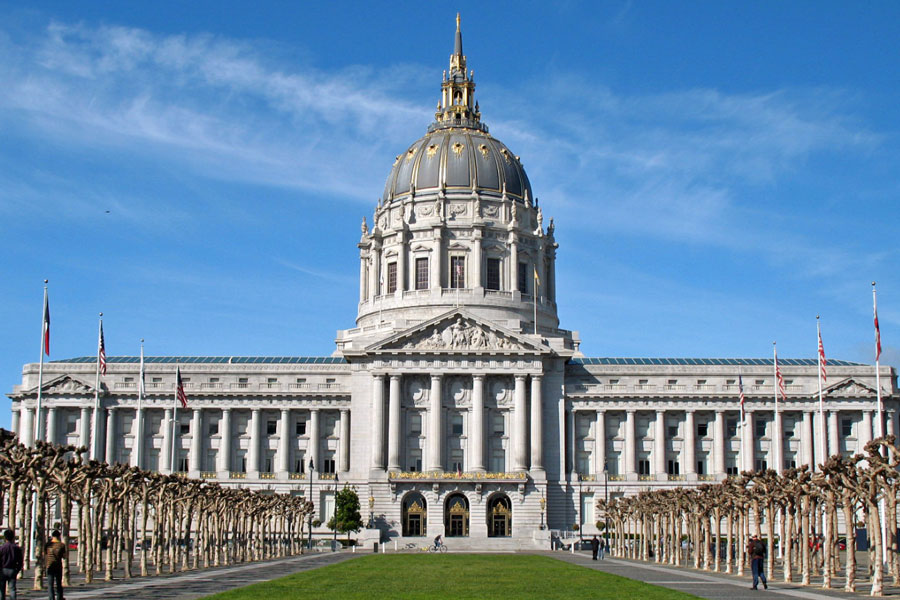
[402,317,521,351]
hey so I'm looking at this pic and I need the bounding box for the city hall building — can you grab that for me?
[8,20,898,548]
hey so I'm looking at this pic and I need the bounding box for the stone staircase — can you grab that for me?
[383,535,547,553]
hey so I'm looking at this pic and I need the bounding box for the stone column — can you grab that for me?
[743,411,755,473]
[860,410,874,450]
[428,374,443,471]
[509,235,519,292]
[340,409,350,473]
[368,254,378,302]
[654,410,666,478]
[277,408,291,474]
[713,410,725,476]
[309,408,320,472]
[161,407,173,473]
[11,409,20,440]
[511,374,525,471]
[359,251,368,303]
[566,406,576,474]
[105,407,117,464]
[431,231,442,290]
[132,407,144,469]
[625,410,636,476]
[828,410,840,457]
[248,408,261,474]
[190,407,203,473]
[684,410,696,476]
[802,411,814,468]
[371,374,385,469]
[530,375,543,471]
[388,374,402,471]
[20,407,34,447]
[79,407,91,453]
[396,233,407,296]
[373,242,382,296]
[219,408,232,473]
[470,374,485,471]
[46,406,58,445]
[773,410,784,474]
[472,230,483,290]
[593,410,606,476]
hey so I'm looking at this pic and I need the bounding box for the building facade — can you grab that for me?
[7,19,898,548]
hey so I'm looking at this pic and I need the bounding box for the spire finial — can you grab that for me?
[454,13,463,58]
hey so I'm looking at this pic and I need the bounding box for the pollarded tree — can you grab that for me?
[329,486,363,546]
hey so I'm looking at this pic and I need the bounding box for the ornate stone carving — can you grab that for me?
[482,203,499,218]
[449,203,467,217]
[403,318,520,351]
[43,376,93,394]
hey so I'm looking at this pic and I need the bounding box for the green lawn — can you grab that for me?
[203,554,701,599]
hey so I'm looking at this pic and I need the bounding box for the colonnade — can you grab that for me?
[371,372,544,473]
[13,404,351,477]
[570,406,888,478]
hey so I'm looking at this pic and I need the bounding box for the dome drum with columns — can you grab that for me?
[7,16,897,551]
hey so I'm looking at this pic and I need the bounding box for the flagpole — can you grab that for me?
[873,282,883,438]
[739,369,745,473]
[773,342,779,472]
[816,316,826,469]
[91,313,103,461]
[171,362,179,473]
[136,338,145,469]
[533,267,539,335]
[34,280,49,444]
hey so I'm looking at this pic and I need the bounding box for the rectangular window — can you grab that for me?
[387,262,397,293]
[755,379,765,386]
[209,377,219,383]
[725,465,739,476]
[726,419,738,438]
[518,262,528,293]
[755,419,767,438]
[486,258,501,291]
[124,376,134,383]
[667,460,680,475]
[267,377,277,384]
[450,256,465,288]
[784,424,795,438]
[450,449,463,473]
[409,450,422,472]
[451,414,463,436]
[697,460,705,475]
[180,422,190,435]
[697,422,709,438]
[667,379,677,385]
[65,416,78,434]
[238,377,248,384]
[490,450,505,472]
[755,458,768,472]
[178,455,189,473]
[296,377,306,384]
[726,379,736,385]
[637,459,651,475]
[152,376,162,383]
[492,414,505,435]
[267,420,277,435]
[841,418,853,438]
[295,420,307,436]
[264,453,275,473]
[294,457,305,474]
[415,257,429,290]
[208,422,219,436]
[697,379,706,385]
[410,413,422,435]
[638,379,648,385]
[322,455,336,474]
[667,424,679,438]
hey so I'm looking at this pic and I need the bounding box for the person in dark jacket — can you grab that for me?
[747,534,768,590]
[44,530,66,600]
[590,536,600,560]
[0,529,23,600]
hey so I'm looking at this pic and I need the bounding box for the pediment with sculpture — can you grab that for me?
[824,378,879,397]
[367,310,545,354]
[33,375,96,396]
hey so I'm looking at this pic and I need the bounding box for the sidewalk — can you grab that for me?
[551,552,899,599]
[10,551,357,600]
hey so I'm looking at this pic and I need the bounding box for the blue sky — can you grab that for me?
[1,1,898,430]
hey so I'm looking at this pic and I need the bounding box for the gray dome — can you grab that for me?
[382,129,533,204]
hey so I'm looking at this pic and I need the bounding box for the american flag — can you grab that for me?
[42,288,50,356]
[875,289,882,362]
[455,259,464,287]
[98,321,107,376]
[774,347,786,400]
[738,373,745,408]
[817,327,827,383]
[176,366,188,408]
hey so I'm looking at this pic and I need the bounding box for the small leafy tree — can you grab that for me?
[328,486,363,545]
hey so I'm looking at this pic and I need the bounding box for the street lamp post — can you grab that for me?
[307,458,315,550]
[332,473,338,552]
[578,474,583,542]
[539,488,546,530]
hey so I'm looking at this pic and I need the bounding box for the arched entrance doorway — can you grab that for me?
[402,493,427,537]
[487,494,512,537]
[444,493,469,537]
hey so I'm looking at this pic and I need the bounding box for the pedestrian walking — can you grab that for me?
[44,530,66,600]
[747,534,767,590]
[598,537,606,560]
[590,535,600,560]
[0,529,23,600]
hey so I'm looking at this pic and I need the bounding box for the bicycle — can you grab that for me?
[427,543,448,553]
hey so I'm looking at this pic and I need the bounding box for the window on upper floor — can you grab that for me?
[387,262,397,293]
[492,414,505,436]
[667,460,680,475]
[697,379,706,385]
[208,422,219,436]
[451,414,463,436]
[180,422,190,435]
[124,377,134,383]
[296,420,307,436]
[415,257,429,290]
[726,419,738,438]
[726,379,736,385]
[755,419,767,438]
[486,258,501,291]
[450,256,465,289]
[518,261,528,293]
[755,458,768,472]
[209,377,219,383]
[667,424,679,438]
[637,459,651,475]
[152,376,162,383]
[267,420,277,435]
[755,379,765,386]
[410,413,422,435]
[697,422,709,438]
[238,377,248,384]
[322,453,336,474]
[841,418,853,438]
